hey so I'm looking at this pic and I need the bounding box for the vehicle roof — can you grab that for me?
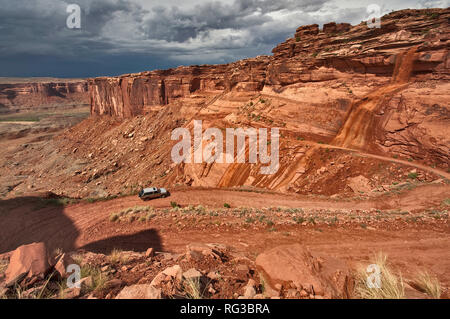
[142,187,158,192]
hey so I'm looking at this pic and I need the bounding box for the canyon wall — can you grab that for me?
[89,8,449,119]
[88,57,269,117]
[73,8,449,196]
[0,80,89,113]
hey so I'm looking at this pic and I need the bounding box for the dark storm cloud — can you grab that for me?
[0,0,331,76]
[0,0,445,77]
[143,0,327,42]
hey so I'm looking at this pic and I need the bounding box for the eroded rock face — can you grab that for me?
[88,57,270,118]
[90,7,449,119]
[379,81,450,164]
[323,22,352,35]
[0,81,88,113]
[256,244,354,298]
[88,9,449,148]
[42,8,449,196]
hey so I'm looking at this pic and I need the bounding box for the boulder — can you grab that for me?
[162,265,183,281]
[150,272,166,287]
[5,242,53,287]
[145,248,155,258]
[256,244,354,298]
[54,253,75,279]
[235,264,250,277]
[183,268,202,281]
[243,279,257,298]
[295,24,319,37]
[347,175,372,194]
[186,243,225,259]
[104,278,124,290]
[115,284,162,299]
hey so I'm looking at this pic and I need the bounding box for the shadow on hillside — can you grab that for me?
[0,197,164,256]
[0,196,78,254]
[80,229,163,254]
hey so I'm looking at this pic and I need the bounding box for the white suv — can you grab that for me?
[138,187,170,201]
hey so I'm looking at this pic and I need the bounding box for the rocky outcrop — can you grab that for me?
[323,22,352,35]
[41,8,449,197]
[89,8,449,119]
[4,242,53,287]
[0,80,88,113]
[256,244,354,298]
[269,8,449,83]
[88,57,269,117]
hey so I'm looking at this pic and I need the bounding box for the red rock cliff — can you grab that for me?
[0,80,88,113]
[89,8,449,118]
[88,57,269,117]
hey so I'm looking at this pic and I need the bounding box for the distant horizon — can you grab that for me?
[0,0,447,78]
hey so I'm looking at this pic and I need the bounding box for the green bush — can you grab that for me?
[408,172,418,179]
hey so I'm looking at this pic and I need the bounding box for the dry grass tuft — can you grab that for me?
[183,277,203,299]
[413,272,441,299]
[108,248,127,264]
[355,253,405,299]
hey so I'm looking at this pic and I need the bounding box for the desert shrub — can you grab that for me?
[78,264,108,294]
[413,272,441,298]
[183,277,204,299]
[407,172,418,179]
[245,217,255,224]
[108,249,127,265]
[355,253,405,299]
[293,216,305,224]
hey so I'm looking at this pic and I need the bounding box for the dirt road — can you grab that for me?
[312,142,450,180]
[1,185,449,285]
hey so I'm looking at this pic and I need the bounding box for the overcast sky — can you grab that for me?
[0,0,447,78]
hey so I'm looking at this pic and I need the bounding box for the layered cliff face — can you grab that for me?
[0,80,89,113]
[88,57,270,117]
[90,9,449,117]
[38,8,449,198]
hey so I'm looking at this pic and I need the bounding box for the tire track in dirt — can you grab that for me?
[312,142,450,180]
[1,185,448,254]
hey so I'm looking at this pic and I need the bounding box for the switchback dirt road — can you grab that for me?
[1,185,449,286]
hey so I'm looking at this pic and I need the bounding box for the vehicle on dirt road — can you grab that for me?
[138,187,170,201]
